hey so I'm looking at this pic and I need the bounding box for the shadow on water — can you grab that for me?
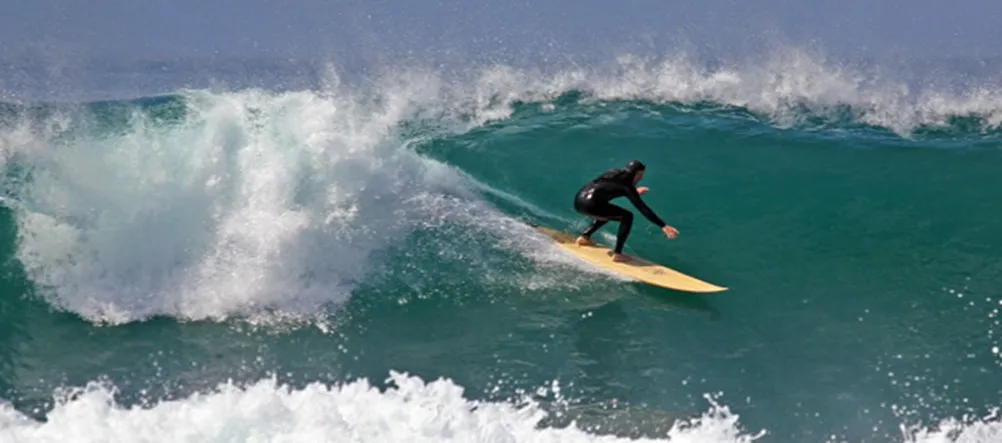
[633,284,723,321]
[574,279,722,322]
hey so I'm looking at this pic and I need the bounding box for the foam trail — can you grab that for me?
[0,371,766,443]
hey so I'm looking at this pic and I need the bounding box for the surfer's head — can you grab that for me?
[625,160,646,184]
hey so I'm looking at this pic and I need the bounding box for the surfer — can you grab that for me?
[573,160,678,262]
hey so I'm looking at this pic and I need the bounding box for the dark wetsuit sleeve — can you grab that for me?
[624,185,666,227]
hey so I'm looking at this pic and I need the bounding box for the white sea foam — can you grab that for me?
[1,371,998,443]
[0,371,766,443]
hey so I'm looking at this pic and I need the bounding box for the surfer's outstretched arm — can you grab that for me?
[624,185,679,239]
[623,185,666,228]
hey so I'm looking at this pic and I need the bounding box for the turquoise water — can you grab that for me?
[1,53,1001,442]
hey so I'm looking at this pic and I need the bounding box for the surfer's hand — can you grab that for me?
[636,186,649,195]
[662,225,679,239]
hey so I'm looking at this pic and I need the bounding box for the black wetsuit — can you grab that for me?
[574,169,666,254]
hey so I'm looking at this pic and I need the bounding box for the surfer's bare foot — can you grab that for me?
[612,253,631,262]
[575,236,596,246]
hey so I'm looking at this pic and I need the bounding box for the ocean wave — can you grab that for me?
[2,48,1000,325]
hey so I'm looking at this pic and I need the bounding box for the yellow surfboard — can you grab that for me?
[536,226,727,293]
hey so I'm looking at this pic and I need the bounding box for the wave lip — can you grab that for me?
[446,49,1002,138]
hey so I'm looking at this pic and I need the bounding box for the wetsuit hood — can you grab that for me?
[593,160,647,185]
[625,160,646,174]
[624,160,646,181]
